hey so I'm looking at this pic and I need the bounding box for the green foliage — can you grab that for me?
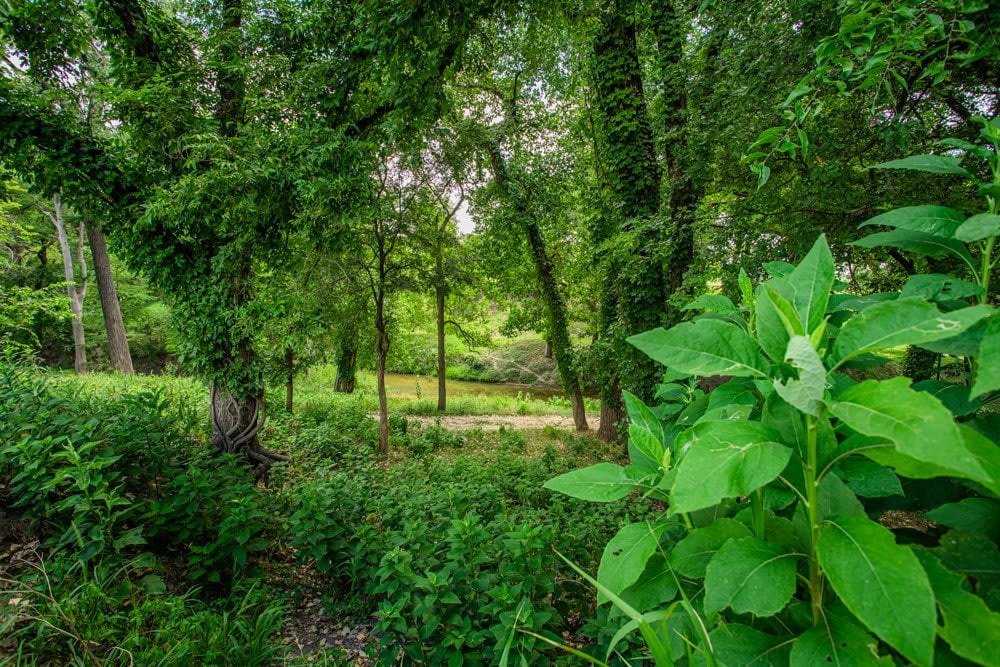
[547,230,1000,666]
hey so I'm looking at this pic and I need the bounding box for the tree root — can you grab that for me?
[210,384,289,470]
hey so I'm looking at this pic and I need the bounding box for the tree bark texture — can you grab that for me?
[85,218,134,374]
[211,385,288,470]
[375,297,390,456]
[50,195,88,374]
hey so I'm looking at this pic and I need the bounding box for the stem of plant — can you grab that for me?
[804,413,823,625]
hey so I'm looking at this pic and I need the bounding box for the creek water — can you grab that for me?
[381,373,567,401]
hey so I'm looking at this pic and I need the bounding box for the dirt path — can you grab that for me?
[406,413,600,432]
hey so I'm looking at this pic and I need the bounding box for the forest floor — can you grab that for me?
[406,413,599,432]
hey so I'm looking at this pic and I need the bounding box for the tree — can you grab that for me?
[2,0,496,467]
[85,219,133,374]
[38,194,87,374]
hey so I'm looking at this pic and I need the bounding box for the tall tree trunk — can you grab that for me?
[436,281,447,412]
[85,218,134,374]
[285,346,294,413]
[544,339,553,359]
[598,384,624,443]
[50,194,87,374]
[522,219,588,431]
[335,345,357,393]
[375,293,390,456]
[485,138,589,431]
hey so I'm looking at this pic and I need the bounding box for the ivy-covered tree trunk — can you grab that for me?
[589,3,668,438]
[485,139,589,431]
[86,218,133,374]
[436,272,447,412]
[523,219,588,431]
[375,291,390,456]
[650,0,700,319]
[334,334,357,393]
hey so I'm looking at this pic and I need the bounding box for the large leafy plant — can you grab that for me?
[546,228,999,664]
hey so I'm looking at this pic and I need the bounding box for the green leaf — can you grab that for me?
[619,555,679,613]
[668,518,752,579]
[790,609,885,666]
[140,574,167,595]
[971,312,1000,399]
[763,261,795,278]
[710,624,790,666]
[852,229,975,267]
[670,421,791,514]
[829,378,990,484]
[861,205,965,238]
[958,426,1000,498]
[785,235,835,334]
[912,380,981,417]
[956,213,1000,242]
[872,154,975,178]
[834,458,902,498]
[544,463,635,502]
[755,284,792,361]
[628,319,769,379]
[817,516,935,666]
[623,391,666,470]
[914,550,1000,666]
[682,294,740,316]
[774,336,826,417]
[704,536,798,617]
[900,274,984,302]
[830,299,991,367]
[598,522,666,603]
[925,498,1000,542]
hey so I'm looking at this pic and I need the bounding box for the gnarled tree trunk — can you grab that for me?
[211,385,288,470]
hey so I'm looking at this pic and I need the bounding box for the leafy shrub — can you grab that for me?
[547,228,1000,665]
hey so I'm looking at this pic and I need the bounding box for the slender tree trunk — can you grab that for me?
[570,387,588,432]
[50,195,87,374]
[375,299,390,456]
[436,282,447,412]
[85,218,133,374]
[285,346,294,413]
[544,339,553,359]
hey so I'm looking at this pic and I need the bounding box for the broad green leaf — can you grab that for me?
[830,299,991,367]
[706,381,758,412]
[682,294,740,316]
[958,426,1000,497]
[710,624,790,666]
[755,284,792,362]
[704,536,798,617]
[829,378,989,484]
[619,555,678,613]
[763,260,796,278]
[956,213,1000,242]
[852,229,975,267]
[971,313,1000,399]
[860,205,965,238]
[544,463,635,502]
[914,550,1000,666]
[598,522,665,603]
[670,421,791,514]
[925,498,1000,542]
[912,380,981,417]
[790,610,884,666]
[901,274,984,302]
[628,320,769,379]
[786,235,835,333]
[817,516,935,666]
[774,335,826,416]
[873,154,975,178]
[863,445,960,481]
[623,391,665,469]
[834,458,902,498]
[668,518,752,579]
[829,292,898,312]
[920,316,989,356]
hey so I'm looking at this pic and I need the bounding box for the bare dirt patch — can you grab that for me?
[406,414,600,432]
